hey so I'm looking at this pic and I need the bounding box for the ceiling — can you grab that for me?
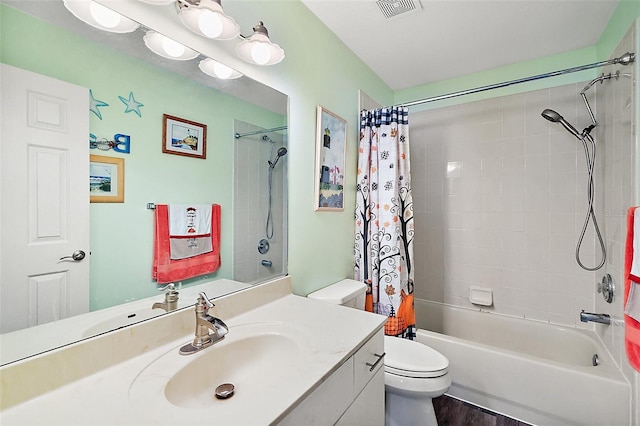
[300,0,620,91]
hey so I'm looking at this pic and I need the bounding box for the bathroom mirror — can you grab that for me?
[0,0,288,365]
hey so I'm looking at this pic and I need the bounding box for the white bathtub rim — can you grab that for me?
[417,327,625,384]
[417,299,622,373]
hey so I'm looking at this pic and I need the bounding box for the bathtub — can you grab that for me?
[415,299,631,426]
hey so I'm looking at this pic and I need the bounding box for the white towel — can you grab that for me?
[625,207,640,321]
[626,285,640,322]
[632,209,640,281]
[169,204,211,237]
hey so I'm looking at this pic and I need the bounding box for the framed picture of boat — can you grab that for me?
[314,105,347,211]
[162,114,207,159]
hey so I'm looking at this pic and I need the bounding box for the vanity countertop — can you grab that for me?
[0,278,386,425]
[0,278,251,366]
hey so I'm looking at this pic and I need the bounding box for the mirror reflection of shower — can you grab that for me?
[539,73,622,271]
[233,121,288,283]
[264,134,287,240]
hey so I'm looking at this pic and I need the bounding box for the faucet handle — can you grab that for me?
[158,283,178,293]
[197,292,214,310]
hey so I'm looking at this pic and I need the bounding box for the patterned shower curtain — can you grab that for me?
[355,106,415,339]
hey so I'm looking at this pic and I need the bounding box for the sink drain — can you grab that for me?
[215,383,235,399]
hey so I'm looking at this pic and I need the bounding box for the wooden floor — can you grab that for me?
[433,395,531,426]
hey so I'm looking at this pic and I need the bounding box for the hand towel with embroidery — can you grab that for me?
[169,204,212,260]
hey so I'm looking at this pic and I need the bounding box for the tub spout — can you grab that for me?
[580,310,611,325]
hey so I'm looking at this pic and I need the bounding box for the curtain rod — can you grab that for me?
[234,125,288,139]
[402,52,636,108]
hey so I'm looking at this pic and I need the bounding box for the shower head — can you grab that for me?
[262,135,274,143]
[541,109,581,139]
[268,146,287,169]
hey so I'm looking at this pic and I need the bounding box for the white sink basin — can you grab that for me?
[129,322,309,410]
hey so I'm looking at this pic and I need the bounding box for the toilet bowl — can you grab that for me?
[308,279,451,426]
[384,335,451,426]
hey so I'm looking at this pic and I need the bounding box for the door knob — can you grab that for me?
[60,250,86,261]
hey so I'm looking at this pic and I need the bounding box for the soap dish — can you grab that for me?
[469,286,493,306]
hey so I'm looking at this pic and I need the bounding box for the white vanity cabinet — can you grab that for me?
[279,327,385,426]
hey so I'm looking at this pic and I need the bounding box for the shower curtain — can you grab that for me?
[354,106,415,339]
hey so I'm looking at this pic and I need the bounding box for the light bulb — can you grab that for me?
[213,62,233,79]
[198,58,242,79]
[89,1,121,28]
[250,42,271,66]
[199,10,223,38]
[161,37,185,58]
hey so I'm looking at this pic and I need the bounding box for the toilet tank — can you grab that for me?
[307,279,367,310]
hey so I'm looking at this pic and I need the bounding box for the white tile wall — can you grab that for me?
[411,61,634,330]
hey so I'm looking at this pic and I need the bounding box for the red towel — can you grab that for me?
[153,204,221,284]
[624,206,640,372]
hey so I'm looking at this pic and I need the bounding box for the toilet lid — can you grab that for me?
[384,336,449,378]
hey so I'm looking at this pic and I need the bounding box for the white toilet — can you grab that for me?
[308,279,451,426]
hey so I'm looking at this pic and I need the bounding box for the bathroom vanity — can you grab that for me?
[0,277,386,425]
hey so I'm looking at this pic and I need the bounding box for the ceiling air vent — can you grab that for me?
[376,0,421,20]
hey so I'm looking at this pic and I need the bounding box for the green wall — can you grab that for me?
[1,5,285,309]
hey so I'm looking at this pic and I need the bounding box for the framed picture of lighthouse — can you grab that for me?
[314,105,347,211]
[162,114,207,159]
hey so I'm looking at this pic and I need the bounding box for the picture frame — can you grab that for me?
[162,114,207,159]
[314,106,347,211]
[90,155,124,203]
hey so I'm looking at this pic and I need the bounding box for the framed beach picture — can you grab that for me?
[90,155,124,203]
[162,114,207,159]
[314,106,347,211]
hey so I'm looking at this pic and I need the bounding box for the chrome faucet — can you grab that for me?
[580,310,611,325]
[152,283,179,312]
[179,292,228,355]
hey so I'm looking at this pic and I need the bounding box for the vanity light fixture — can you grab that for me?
[198,58,243,80]
[236,21,285,66]
[143,31,199,60]
[177,0,240,40]
[63,0,140,33]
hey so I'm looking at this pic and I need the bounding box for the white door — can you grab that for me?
[1,64,90,333]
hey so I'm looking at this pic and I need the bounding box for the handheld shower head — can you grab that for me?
[541,109,581,139]
[541,109,562,122]
[268,147,287,169]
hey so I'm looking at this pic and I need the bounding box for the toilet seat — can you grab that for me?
[384,336,449,378]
